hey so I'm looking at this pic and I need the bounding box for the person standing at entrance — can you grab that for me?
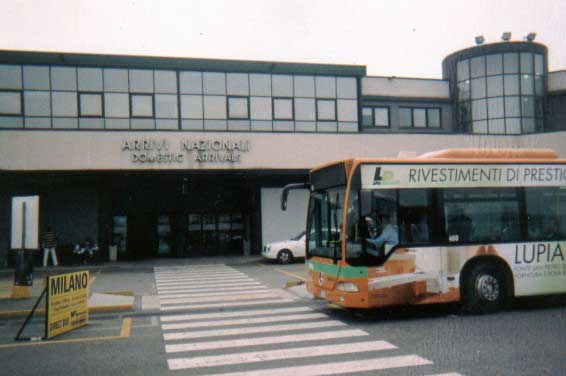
[41,227,58,266]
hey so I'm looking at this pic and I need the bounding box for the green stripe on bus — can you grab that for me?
[306,261,367,278]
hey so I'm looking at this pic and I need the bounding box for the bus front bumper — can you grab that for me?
[306,281,369,309]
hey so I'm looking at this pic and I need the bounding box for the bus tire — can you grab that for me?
[463,263,506,314]
[277,250,293,264]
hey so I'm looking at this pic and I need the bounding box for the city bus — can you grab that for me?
[282,149,566,313]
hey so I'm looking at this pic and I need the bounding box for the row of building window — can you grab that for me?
[459,74,544,100]
[0,90,351,121]
[457,53,544,81]
[362,106,441,129]
[0,65,357,99]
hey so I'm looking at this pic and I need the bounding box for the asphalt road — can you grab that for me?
[0,259,564,375]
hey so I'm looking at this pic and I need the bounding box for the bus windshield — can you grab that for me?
[345,187,401,266]
[306,186,344,260]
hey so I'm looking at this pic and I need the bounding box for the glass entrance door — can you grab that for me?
[186,213,244,256]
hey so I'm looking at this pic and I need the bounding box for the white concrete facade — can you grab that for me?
[1,130,565,172]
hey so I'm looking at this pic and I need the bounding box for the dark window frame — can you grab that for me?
[78,91,104,118]
[399,106,442,129]
[227,95,250,120]
[316,98,337,122]
[129,93,155,119]
[272,97,294,121]
[0,89,23,116]
[362,106,390,128]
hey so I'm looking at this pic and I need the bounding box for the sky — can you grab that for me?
[1,0,565,78]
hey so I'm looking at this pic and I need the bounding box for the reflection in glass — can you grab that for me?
[273,98,293,120]
[522,118,535,133]
[505,96,520,117]
[317,99,336,121]
[400,108,412,127]
[131,94,154,117]
[488,119,505,134]
[457,59,469,81]
[23,66,50,90]
[472,99,487,120]
[486,54,503,75]
[228,97,249,119]
[521,74,534,95]
[472,120,487,133]
[471,77,486,99]
[155,94,178,118]
[427,108,440,128]
[79,93,103,117]
[487,97,504,119]
[470,56,485,78]
[413,108,426,127]
[129,69,154,93]
[520,53,533,73]
[458,80,471,100]
[534,54,544,75]
[51,67,77,91]
[374,108,389,127]
[503,74,519,95]
[487,76,503,97]
[521,96,535,117]
[52,92,78,117]
[362,107,372,126]
[503,53,519,73]
[0,91,22,114]
[506,118,521,134]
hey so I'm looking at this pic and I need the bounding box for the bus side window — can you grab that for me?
[446,208,473,243]
[525,187,566,240]
[398,189,431,245]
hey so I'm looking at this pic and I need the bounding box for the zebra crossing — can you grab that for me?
[154,265,462,375]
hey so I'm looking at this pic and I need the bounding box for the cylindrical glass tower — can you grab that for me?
[443,42,547,134]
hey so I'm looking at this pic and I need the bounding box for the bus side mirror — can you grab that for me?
[281,183,309,211]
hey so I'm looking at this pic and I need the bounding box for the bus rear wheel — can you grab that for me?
[464,264,506,314]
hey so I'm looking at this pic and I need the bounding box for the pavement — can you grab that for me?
[0,255,277,319]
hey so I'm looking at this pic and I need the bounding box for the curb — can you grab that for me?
[0,304,134,319]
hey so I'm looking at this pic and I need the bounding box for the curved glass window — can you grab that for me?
[456,52,545,134]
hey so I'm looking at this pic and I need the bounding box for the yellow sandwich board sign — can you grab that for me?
[45,271,89,339]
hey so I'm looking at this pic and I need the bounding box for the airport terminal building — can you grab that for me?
[0,40,565,262]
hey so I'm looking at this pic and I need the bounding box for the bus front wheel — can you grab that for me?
[464,264,506,314]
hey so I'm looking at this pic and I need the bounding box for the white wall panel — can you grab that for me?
[51,67,77,91]
[250,97,272,120]
[250,74,271,96]
[227,73,249,95]
[261,188,308,247]
[203,72,226,95]
[78,68,103,92]
[294,76,315,97]
[79,118,104,129]
[272,75,293,97]
[337,99,357,122]
[337,77,357,99]
[315,76,336,98]
[181,95,203,118]
[548,71,566,92]
[103,69,129,92]
[23,66,50,90]
[362,77,450,98]
[154,70,177,94]
[130,69,154,93]
[180,72,203,94]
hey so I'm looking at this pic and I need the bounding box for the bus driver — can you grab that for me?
[366,212,399,258]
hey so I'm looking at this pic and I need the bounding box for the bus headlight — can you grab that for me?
[337,282,359,292]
